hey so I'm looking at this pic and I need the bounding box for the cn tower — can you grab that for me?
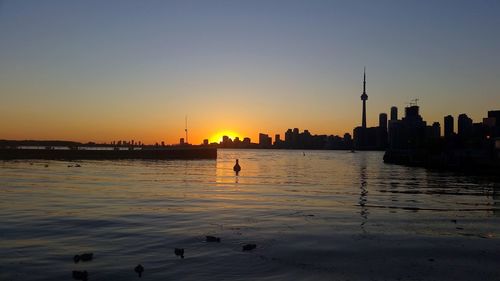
[361,67,368,129]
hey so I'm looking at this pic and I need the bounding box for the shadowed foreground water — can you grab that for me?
[1,150,499,281]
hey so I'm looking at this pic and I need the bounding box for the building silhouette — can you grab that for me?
[379,113,388,131]
[378,113,388,148]
[458,113,473,138]
[390,106,398,121]
[484,110,500,139]
[385,107,499,172]
[388,106,399,146]
[274,134,282,146]
[259,133,272,148]
[428,122,441,139]
[444,115,454,139]
[353,69,387,150]
[233,137,241,146]
[386,100,432,149]
[216,128,355,150]
[361,68,368,129]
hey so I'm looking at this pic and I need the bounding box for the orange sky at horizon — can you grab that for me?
[2,102,496,145]
[0,116,356,145]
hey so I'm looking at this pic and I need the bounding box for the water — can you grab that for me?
[1,150,499,281]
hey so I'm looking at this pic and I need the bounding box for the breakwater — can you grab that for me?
[0,147,217,160]
[383,148,499,175]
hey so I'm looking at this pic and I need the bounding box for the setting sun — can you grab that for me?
[209,130,241,143]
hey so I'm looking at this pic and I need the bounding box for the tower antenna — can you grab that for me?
[363,66,366,94]
[185,115,188,144]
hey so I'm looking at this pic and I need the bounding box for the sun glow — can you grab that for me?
[209,130,241,143]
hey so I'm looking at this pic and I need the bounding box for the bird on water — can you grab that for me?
[174,248,185,259]
[233,159,241,175]
[134,264,144,277]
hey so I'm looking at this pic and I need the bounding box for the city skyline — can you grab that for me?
[2,63,495,146]
[1,1,499,144]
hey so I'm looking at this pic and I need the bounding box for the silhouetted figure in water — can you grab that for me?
[233,159,241,175]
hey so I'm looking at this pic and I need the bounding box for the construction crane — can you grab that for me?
[185,115,188,144]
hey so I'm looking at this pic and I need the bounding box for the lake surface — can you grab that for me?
[1,149,499,281]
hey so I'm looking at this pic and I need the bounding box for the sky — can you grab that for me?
[0,0,499,144]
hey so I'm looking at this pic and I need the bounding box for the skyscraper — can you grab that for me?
[361,68,368,128]
[259,133,272,147]
[274,134,281,146]
[379,113,388,132]
[444,115,454,138]
[378,113,388,148]
[390,106,398,121]
[458,113,473,137]
[431,122,441,138]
